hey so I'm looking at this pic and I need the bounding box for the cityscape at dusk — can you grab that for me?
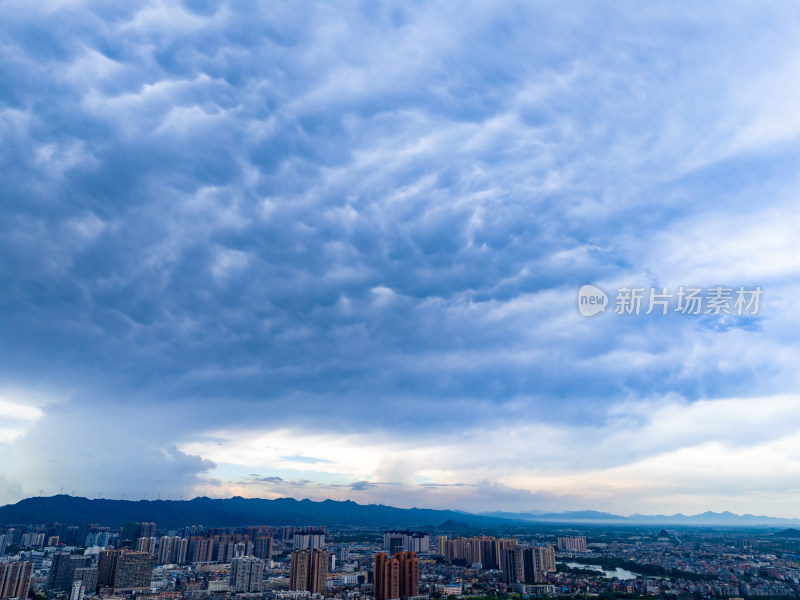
[4,2,800,597]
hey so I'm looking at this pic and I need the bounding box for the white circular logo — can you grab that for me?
[577,284,608,317]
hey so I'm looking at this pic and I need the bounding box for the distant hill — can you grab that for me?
[0,495,513,529]
[774,528,800,537]
[479,509,623,522]
[479,509,800,527]
[427,520,477,533]
[2,495,799,529]
[624,511,800,527]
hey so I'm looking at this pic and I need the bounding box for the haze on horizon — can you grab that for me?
[2,1,800,519]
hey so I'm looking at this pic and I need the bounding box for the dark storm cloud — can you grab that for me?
[2,1,800,512]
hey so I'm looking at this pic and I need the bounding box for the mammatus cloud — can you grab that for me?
[1,1,800,514]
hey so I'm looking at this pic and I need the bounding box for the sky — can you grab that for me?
[3,1,800,518]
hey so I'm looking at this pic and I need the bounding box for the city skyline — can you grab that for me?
[5,518,800,598]
[3,2,800,518]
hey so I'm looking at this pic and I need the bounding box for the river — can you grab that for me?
[566,562,638,580]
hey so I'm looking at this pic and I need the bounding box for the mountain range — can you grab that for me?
[0,495,507,529]
[1,495,799,529]
[478,509,800,527]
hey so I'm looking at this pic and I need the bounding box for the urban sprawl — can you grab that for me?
[2,521,800,600]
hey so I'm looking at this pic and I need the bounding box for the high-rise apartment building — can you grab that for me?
[0,561,33,599]
[374,553,398,600]
[443,537,465,564]
[139,523,156,540]
[496,539,518,563]
[289,549,328,594]
[85,531,112,549]
[73,567,98,596]
[383,531,429,554]
[47,553,91,592]
[186,537,214,563]
[396,552,419,598]
[503,548,525,585]
[136,537,156,554]
[435,536,447,555]
[69,581,85,600]
[441,535,515,569]
[229,556,265,592]
[501,547,556,584]
[156,536,187,565]
[374,551,419,600]
[293,530,326,550]
[97,550,118,589]
[522,547,556,582]
[556,536,587,552]
[110,551,155,593]
[335,546,349,563]
[157,537,172,564]
[290,550,309,592]
[20,533,45,548]
[120,523,156,547]
[535,546,556,574]
[253,536,273,560]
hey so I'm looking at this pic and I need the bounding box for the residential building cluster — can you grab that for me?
[373,551,421,600]
[3,518,800,599]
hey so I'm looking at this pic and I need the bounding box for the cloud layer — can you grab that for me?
[2,1,800,516]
